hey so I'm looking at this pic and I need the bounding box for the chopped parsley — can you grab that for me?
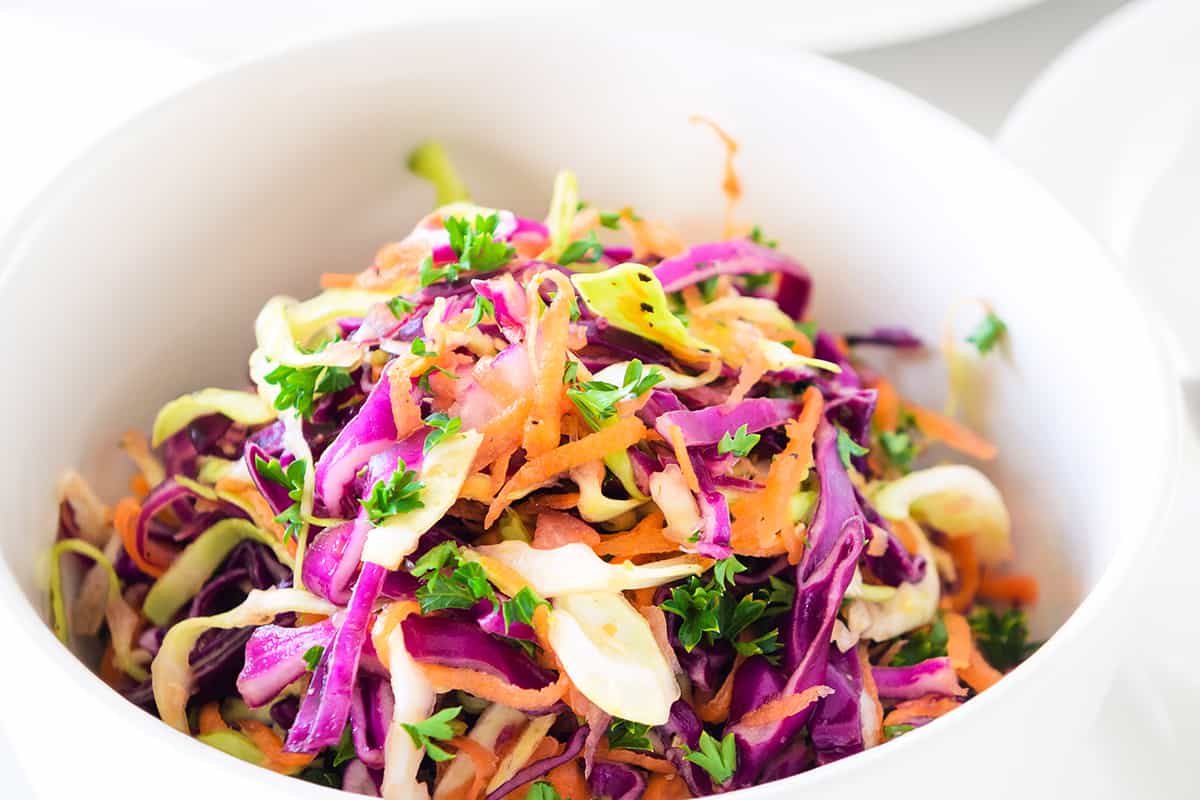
[411,542,497,615]
[965,310,1007,355]
[566,359,663,430]
[333,725,357,767]
[527,782,564,800]
[712,555,747,589]
[883,724,915,740]
[968,607,1037,671]
[423,412,461,453]
[263,363,354,419]
[559,231,605,266]
[410,337,437,357]
[562,361,580,385]
[467,295,494,328]
[607,718,653,752]
[660,574,781,659]
[836,427,869,469]
[302,645,324,672]
[880,429,915,471]
[717,424,760,458]
[388,296,415,318]
[748,225,778,249]
[419,213,516,287]
[680,731,737,786]
[501,586,549,632]
[400,706,462,762]
[361,459,424,523]
[254,454,307,543]
[598,211,623,230]
[417,364,458,393]
[889,616,948,667]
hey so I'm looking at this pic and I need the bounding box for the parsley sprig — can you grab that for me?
[467,295,494,328]
[302,645,324,672]
[966,310,1007,355]
[255,454,307,543]
[411,542,497,615]
[527,783,564,800]
[264,363,353,419]
[419,214,515,287]
[423,412,461,453]
[661,570,782,659]
[889,616,948,667]
[717,424,760,458]
[501,586,550,632]
[400,706,462,762]
[968,607,1037,671]
[680,731,737,786]
[566,359,664,430]
[559,231,605,266]
[607,719,653,752]
[361,459,425,523]
[835,427,869,469]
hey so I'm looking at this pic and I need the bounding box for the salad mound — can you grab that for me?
[50,134,1038,798]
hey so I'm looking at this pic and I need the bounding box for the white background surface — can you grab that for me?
[2,1,1192,798]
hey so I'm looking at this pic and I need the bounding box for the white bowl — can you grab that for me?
[0,20,1180,800]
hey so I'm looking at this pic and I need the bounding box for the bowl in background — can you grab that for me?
[0,20,1179,800]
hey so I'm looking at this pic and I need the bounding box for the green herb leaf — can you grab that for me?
[733,628,782,659]
[263,363,353,419]
[660,577,722,652]
[712,555,747,589]
[880,429,915,471]
[333,725,356,767]
[883,724,914,740]
[559,231,605,266]
[562,361,580,385]
[255,454,307,543]
[965,311,1007,355]
[413,543,498,615]
[411,337,437,357]
[302,645,324,672]
[566,359,664,430]
[423,412,462,453]
[836,427,869,469]
[764,576,795,616]
[401,706,462,762]
[680,731,737,786]
[501,586,549,632]
[421,214,516,288]
[468,295,494,328]
[748,225,778,249]
[717,424,761,458]
[361,459,425,523]
[607,719,653,752]
[968,607,1037,671]
[527,782,564,800]
[598,211,623,230]
[417,364,458,394]
[889,616,948,667]
[411,541,459,578]
[388,296,415,318]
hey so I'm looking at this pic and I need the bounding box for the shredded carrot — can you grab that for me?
[546,758,592,800]
[959,644,1004,693]
[781,524,806,565]
[941,536,980,612]
[386,362,423,438]
[789,330,815,358]
[738,685,834,728]
[858,646,884,747]
[979,573,1040,606]
[664,422,701,494]
[522,270,573,458]
[871,379,901,433]
[98,644,127,688]
[354,237,430,291]
[644,773,693,800]
[696,653,745,723]
[596,743,677,774]
[630,586,657,608]
[518,492,581,513]
[113,497,166,578]
[128,473,150,499]
[419,664,568,711]
[623,210,685,261]
[907,404,998,461]
[882,696,961,727]
[447,736,499,800]
[460,473,497,504]
[370,600,420,669]
[489,451,514,496]
[723,338,767,410]
[486,417,646,527]
[690,115,742,240]
[533,510,600,549]
[593,513,677,558]
[319,272,357,289]
[197,702,227,735]
[730,386,823,547]
[241,720,316,772]
[473,397,532,471]
[943,611,973,670]
[214,476,289,543]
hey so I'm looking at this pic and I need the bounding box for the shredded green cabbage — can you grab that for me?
[407,140,471,206]
[151,389,275,447]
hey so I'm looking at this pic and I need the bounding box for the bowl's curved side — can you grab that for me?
[0,18,1179,800]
